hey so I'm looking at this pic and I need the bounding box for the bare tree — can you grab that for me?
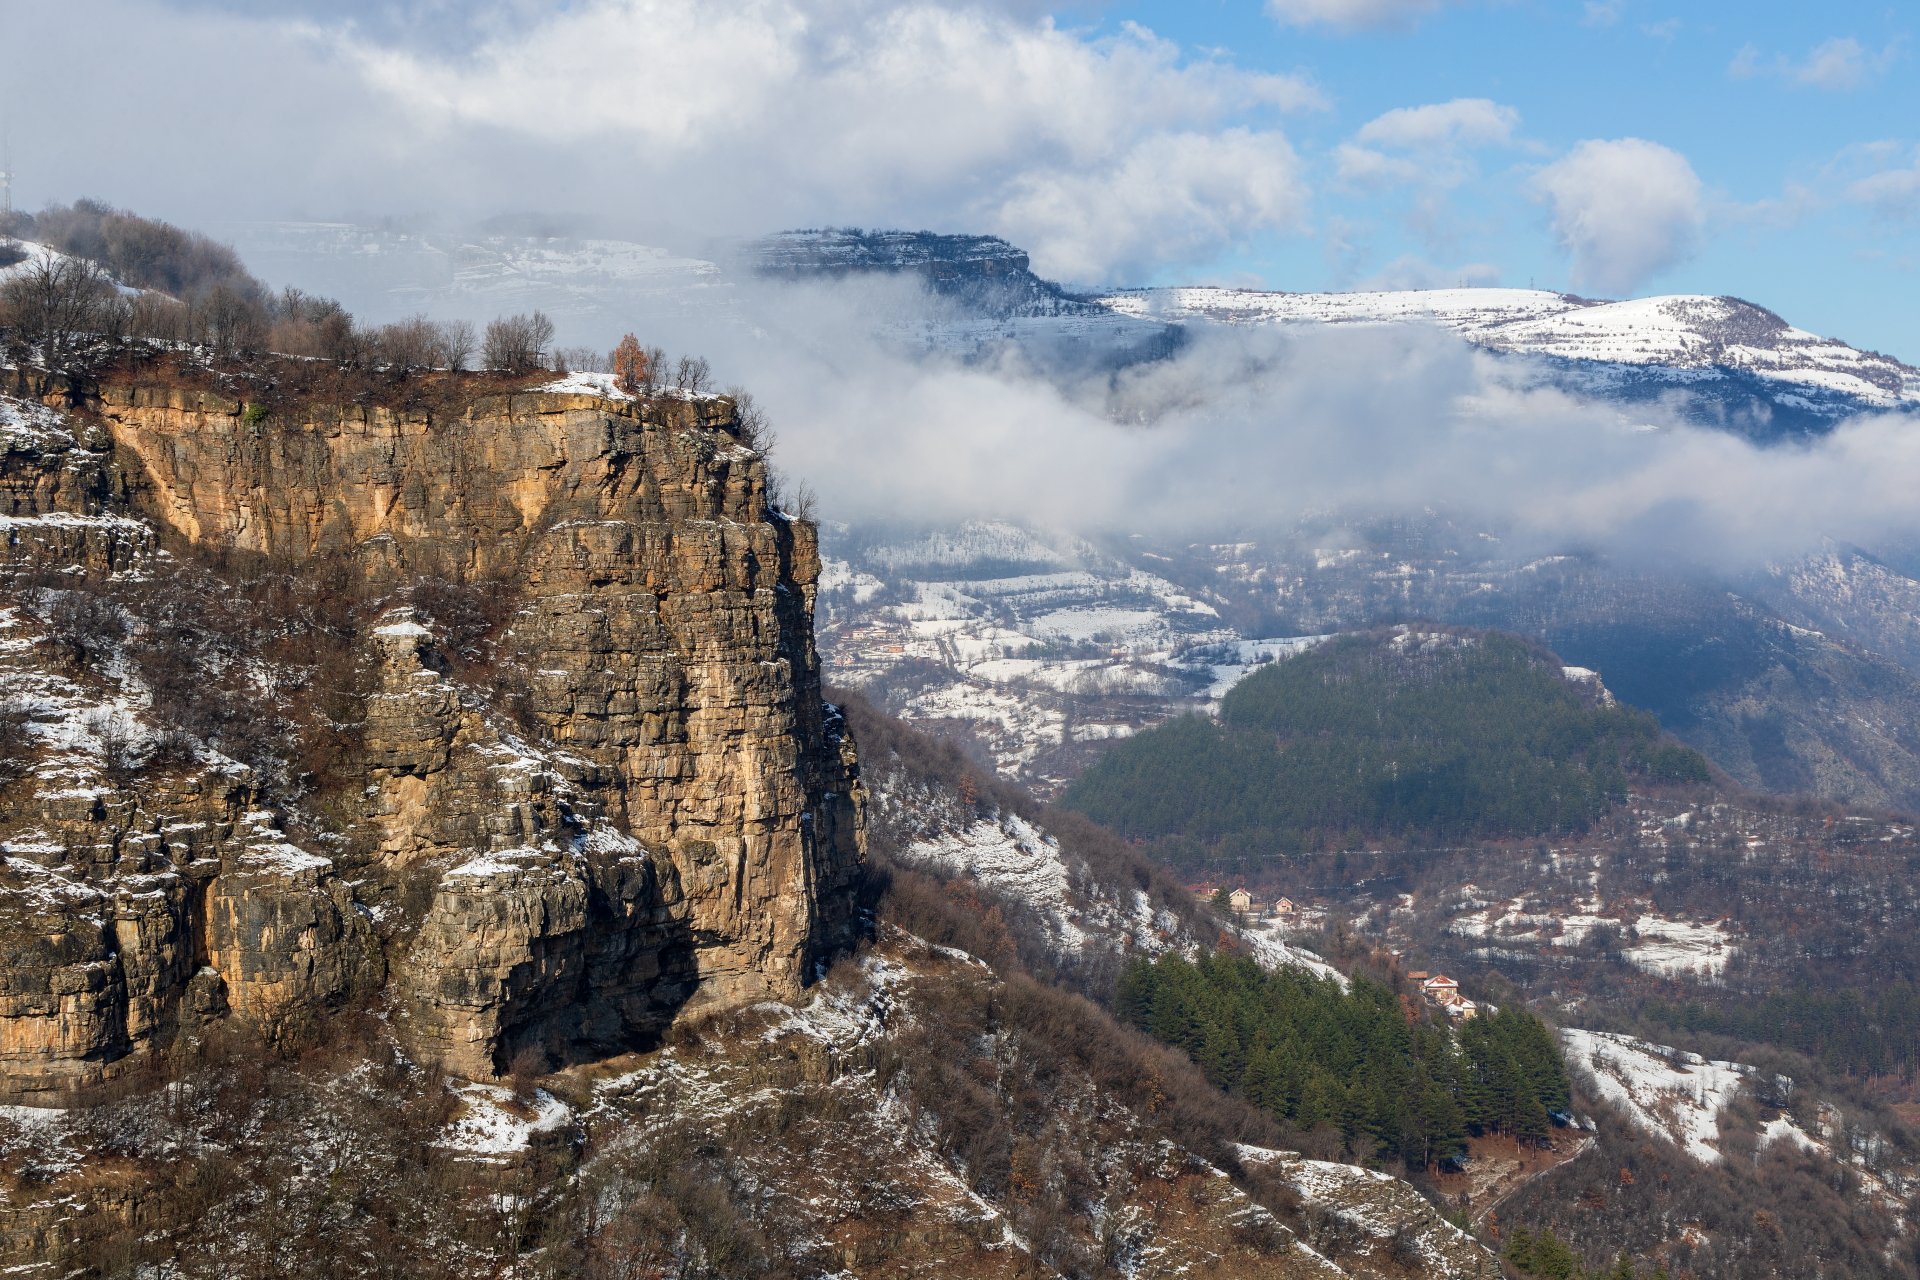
[672,354,712,394]
[190,279,268,356]
[554,345,607,374]
[374,315,437,372]
[264,288,358,361]
[0,253,115,370]
[483,311,556,374]
[430,319,476,372]
[130,291,189,345]
[727,388,775,454]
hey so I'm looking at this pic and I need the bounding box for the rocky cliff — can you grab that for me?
[0,375,863,1088]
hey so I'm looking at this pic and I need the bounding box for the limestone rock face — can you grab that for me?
[0,382,863,1089]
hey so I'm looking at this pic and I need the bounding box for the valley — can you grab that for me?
[7,194,1920,1280]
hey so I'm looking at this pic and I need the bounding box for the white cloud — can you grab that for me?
[1729,36,1898,91]
[1337,98,1519,194]
[1846,148,1920,217]
[993,130,1307,283]
[1531,138,1705,296]
[1334,145,1428,187]
[1581,1,1622,27]
[1265,0,1454,31]
[1354,98,1518,149]
[1794,37,1893,89]
[337,1,1323,282]
[10,0,1320,284]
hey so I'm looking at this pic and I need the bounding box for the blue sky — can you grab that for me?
[11,0,1920,358]
[1088,0,1918,355]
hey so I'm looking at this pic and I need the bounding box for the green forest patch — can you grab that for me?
[1065,628,1707,864]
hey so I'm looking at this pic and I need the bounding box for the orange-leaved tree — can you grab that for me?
[611,333,649,394]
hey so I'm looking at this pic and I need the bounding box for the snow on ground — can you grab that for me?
[1447,892,1735,980]
[1760,1115,1821,1154]
[1233,1146,1489,1275]
[0,1103,80,1175]
[1562,1029,1747,1164]
[903,813,1086,952]
[439,1083,571,1158]
[1179,634,1331,699]
[1627,914,1735,979]
[0,392,75,448]
[1237,918,1349,987]
[896,682,1064,773]
[1097,286,1920,408]
[819,558,886,604]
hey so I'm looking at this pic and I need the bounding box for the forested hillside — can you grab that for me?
[1065,628,1709,864]
[1117,952,1570,1170]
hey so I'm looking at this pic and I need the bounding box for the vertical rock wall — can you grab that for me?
[0,383,863,1087]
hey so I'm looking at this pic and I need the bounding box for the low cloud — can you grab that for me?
[1531,138,1704,296]
[648,278,1920,574]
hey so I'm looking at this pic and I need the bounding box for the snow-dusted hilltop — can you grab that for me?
[1103,285,1920,422]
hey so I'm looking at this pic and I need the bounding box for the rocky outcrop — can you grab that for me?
[0,378,863,1090]
[751,228,1108,319]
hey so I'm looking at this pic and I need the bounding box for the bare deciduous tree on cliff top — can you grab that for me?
[673,354,712,394]
[483,311,555,374]
[430,319,476,372]
[0,253,116,371]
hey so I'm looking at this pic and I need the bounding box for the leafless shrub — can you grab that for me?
[483,311,555,374]
[0,700,31,782]
[408,574,516,666]
[265,288,358,361]
[44,588,130,668]
[554,344,607,374]
[506,1045,547,1107]
[84,708,143,786]
[373,314,438,372]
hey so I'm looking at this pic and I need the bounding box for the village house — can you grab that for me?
[1412,973,1479,1019]
[1228,887,1254,913]
[1272,896,1297,917]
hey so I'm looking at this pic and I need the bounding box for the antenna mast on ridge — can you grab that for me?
[0,123,12,223]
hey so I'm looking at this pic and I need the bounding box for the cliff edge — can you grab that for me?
[0,373,864,1087]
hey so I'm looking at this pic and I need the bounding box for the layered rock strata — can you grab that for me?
[0,381,862,1089]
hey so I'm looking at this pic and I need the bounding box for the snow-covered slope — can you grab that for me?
[1102,286,1920,420]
